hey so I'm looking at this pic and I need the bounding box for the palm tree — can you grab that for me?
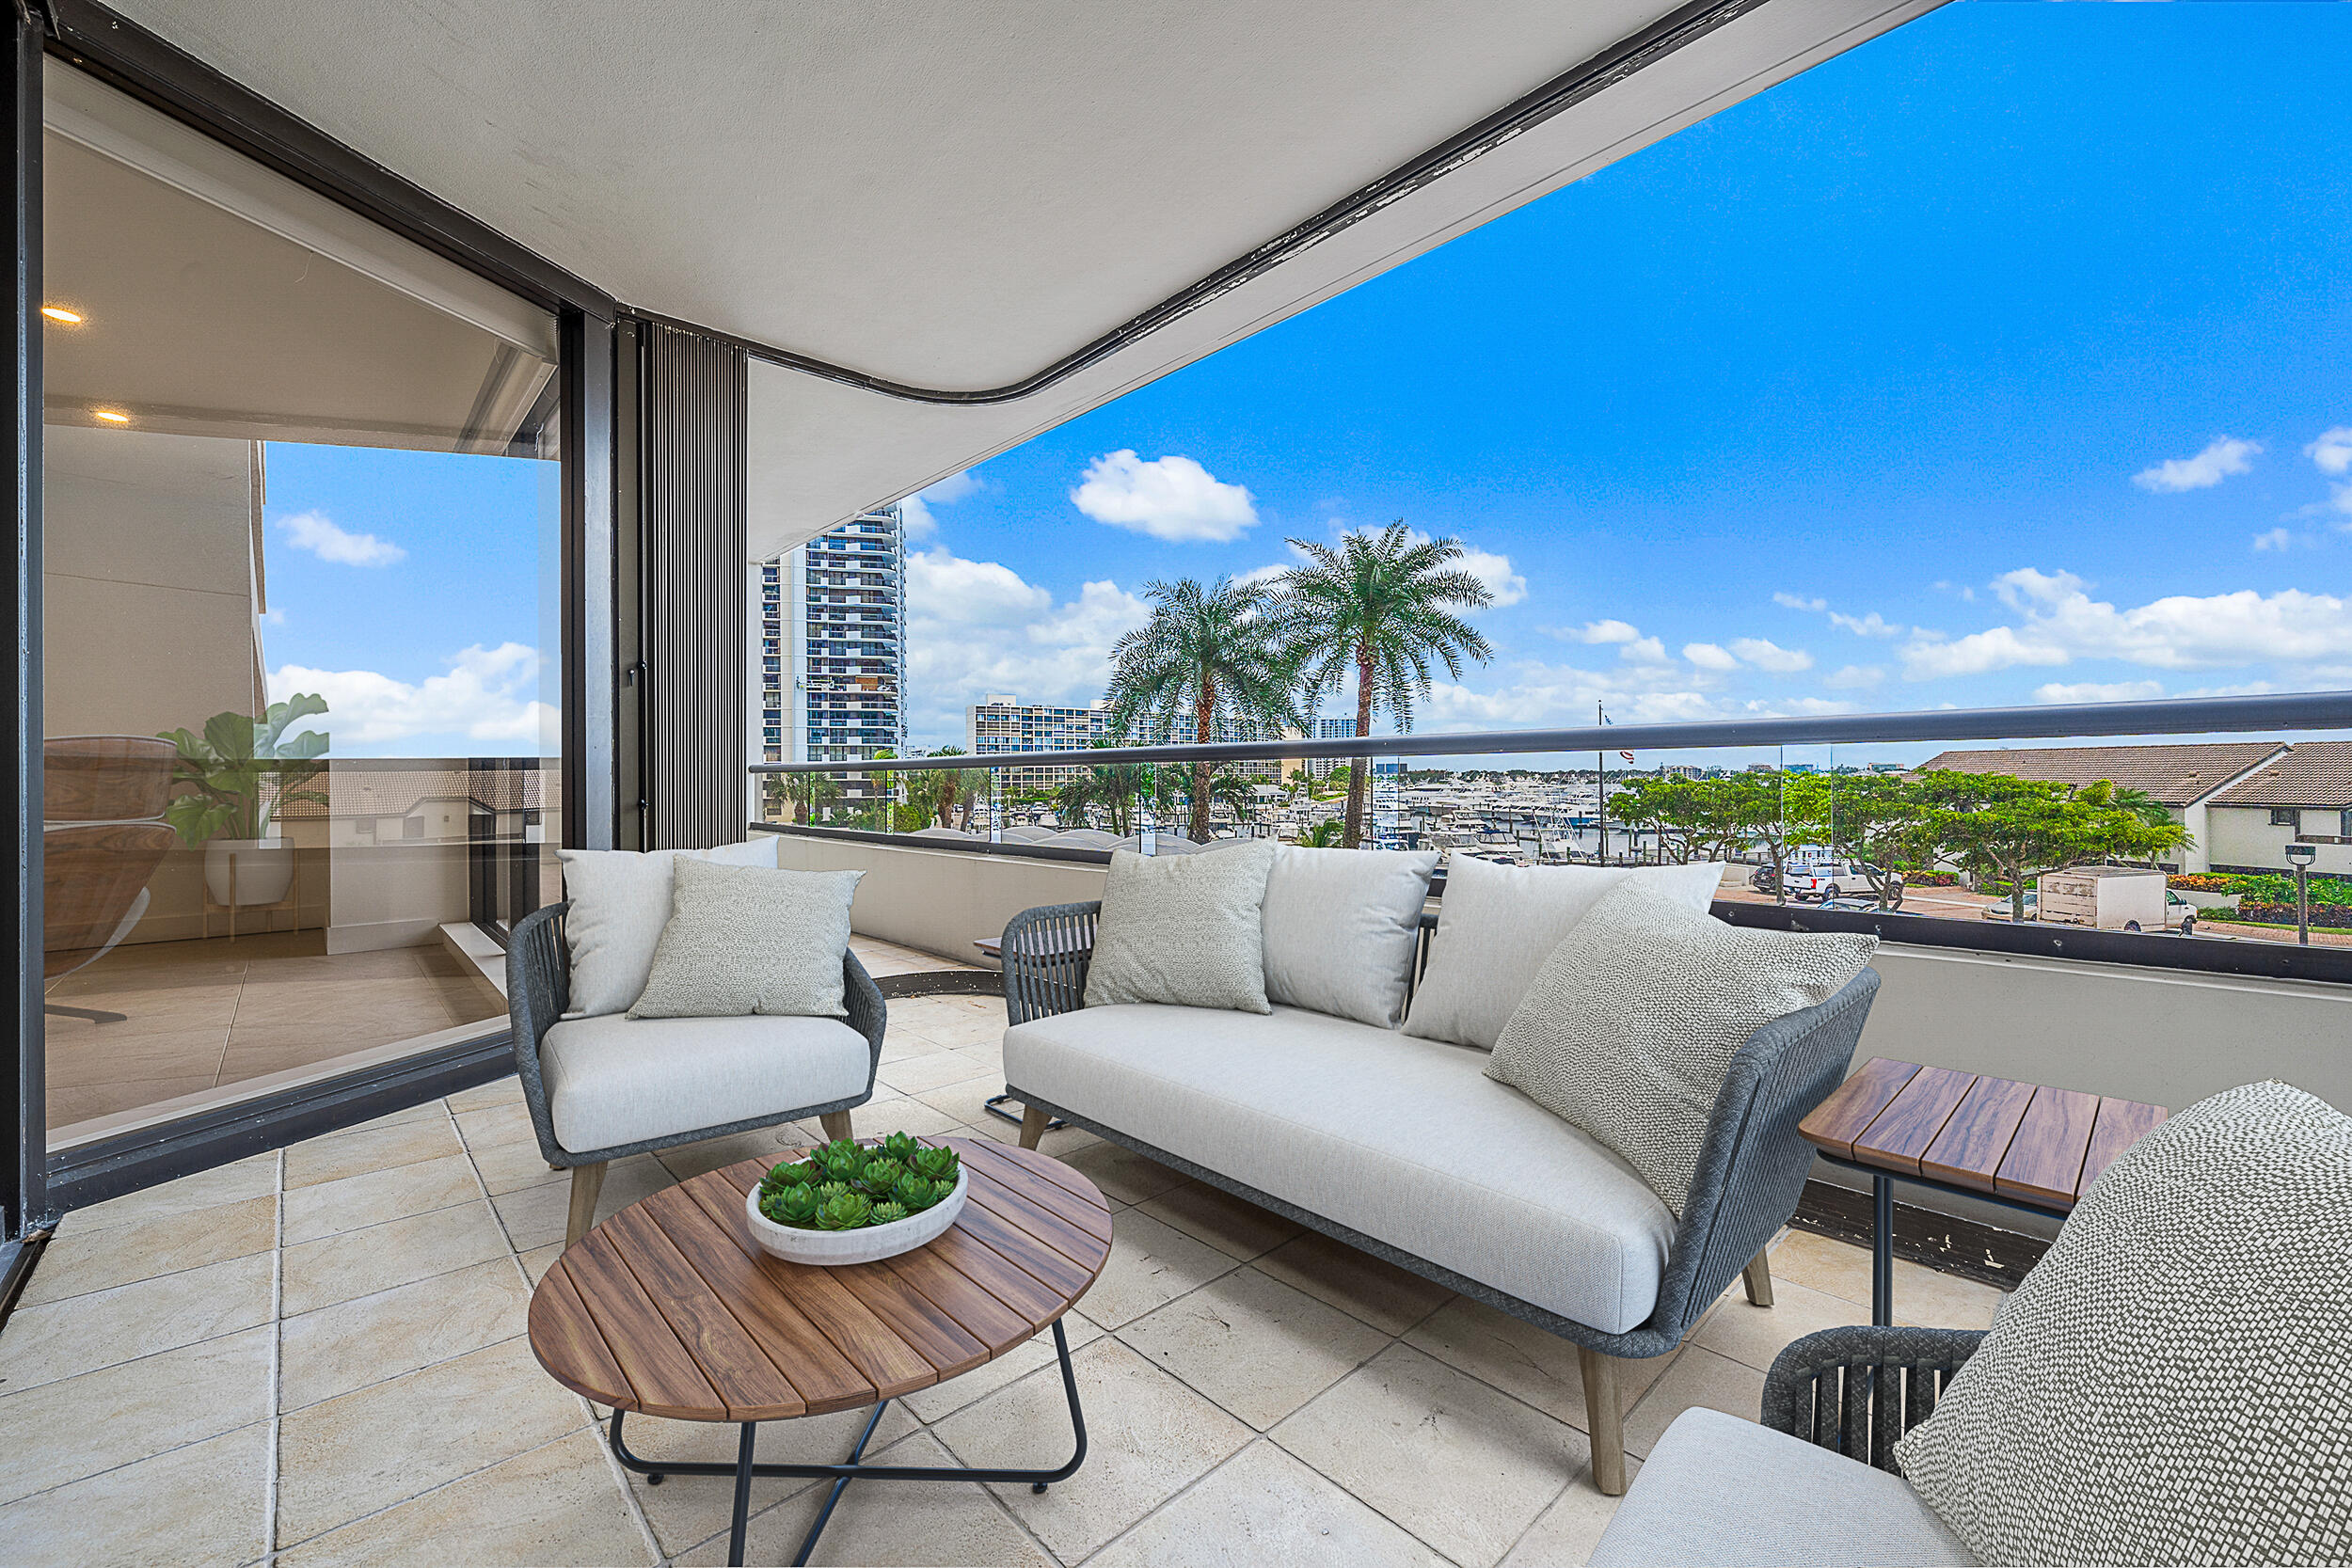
[1278,522,1495,847]
[1210,770,1260,833]
[774,770,840,824]
[1105,578,1300,842]
[1297,818,1344,848]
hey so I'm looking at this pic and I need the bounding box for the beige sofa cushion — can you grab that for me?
[1005,1001,1676,1333]
[1404,858,1725,1051]
[541,1011,871,1153]
[554,839,781,1017]
[1085,843,1277,1014]
[1261,846,1438,1028]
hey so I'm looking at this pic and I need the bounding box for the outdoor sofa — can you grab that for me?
[998,895,1879,1493]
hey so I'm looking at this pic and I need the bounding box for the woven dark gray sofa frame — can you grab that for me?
[506,900,888,1245]
[1764,1325,1985,1468]
[997,897,1879,1494]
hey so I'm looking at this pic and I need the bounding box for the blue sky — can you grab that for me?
[898,1,2352,759]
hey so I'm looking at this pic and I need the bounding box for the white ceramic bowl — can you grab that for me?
[741,1164,968,1267]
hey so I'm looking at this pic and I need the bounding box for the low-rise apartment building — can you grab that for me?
[1918,741,2289,873]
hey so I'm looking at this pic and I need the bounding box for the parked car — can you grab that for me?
[1785,863,1900,903]
[1979,891,2039,921]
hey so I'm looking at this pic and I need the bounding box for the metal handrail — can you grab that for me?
[750,689,2352,774]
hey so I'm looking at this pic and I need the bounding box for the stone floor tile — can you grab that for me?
[1119,1267,1390,1430]
[1404,1296,1677,1431]
[1621,1346,1767,1460]
[279,1256,533,1409]
[490,1152,673,1251]
[453,1098,538,1151]
[902,1013,1007,1051]
[621,1402,920,1558]
[279,1197,511,1315]
[0,1325,271,1506]
[1075,1209,1241,1329]
[1091,1438,1449,1568]
[1690,1276,1873,1373]
[518,1242,564,1284]
[879,1029,950,1064]
[898,1316,1105,1424]
[1052,1140,1193,1207]
[1272,1343,1582,1568]
[446,1075,524,1112]
[862,1097,981,1140]
[1766,1227,2008,1330]
[50,1151,277,1237]
[0,1250,273,1392]
[19,1193,276,1308]
[279,1152,481,1245]
[655,1129,799,1183]
[0,1418,269,1568]
[683,1431,1051,1567]
[934,1337,1250,1564]
[913,1077,1026,1132]
[1499,1458,1637,1567]
[278,1428,652,1568]
[277,1336,589,1545]
[877,1049,994,1097]
[1136,1181,1303,1261]
[283,1114,463,1190]
[467,1131,568,1196]
[1253,1232,1454,1336]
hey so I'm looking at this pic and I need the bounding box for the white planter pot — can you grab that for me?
[741,1165,968,1267]
[205,838,296,906]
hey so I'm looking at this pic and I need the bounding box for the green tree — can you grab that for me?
[773,770,840,825]
[1916,770,2193,921]
[905,746,982,830]
[1278,523,1494,847]
[1296,818,1344,847]
[1106,578,1299,842]
[1821,774,1936,909]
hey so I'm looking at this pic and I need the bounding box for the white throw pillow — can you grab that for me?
[1403,857,1726,1051]
[1261,847,1439,1028]
[1085,843,1277,1014]
[1486,879,1875,1214]
[1895,1081,2352,1568]
[555,838,780,1017]
[629,859,862,1019]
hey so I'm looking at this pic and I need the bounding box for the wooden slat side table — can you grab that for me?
[1799,1059,2166,1325]
[528,1137,1110,1567]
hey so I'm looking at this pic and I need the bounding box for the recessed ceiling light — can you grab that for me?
[40,306,84,324]
[92,408,130,424]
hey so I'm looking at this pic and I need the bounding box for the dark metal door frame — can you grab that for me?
[5,3,45,1249]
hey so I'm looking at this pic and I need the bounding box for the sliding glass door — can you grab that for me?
[36,62,562,1159]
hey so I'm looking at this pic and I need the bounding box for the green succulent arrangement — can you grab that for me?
[756,1134,962,1231]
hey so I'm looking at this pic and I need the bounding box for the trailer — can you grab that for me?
[2035,865,2169,931]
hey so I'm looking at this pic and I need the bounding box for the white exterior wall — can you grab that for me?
[2207,805,2352,876]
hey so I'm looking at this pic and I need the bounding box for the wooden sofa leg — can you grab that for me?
[1019,1104,1050,1150]
[1580,1346,1628,1497]
[564,1162,607,1250]
[818,1110,853,1143]
[1743,1247,1775,1307]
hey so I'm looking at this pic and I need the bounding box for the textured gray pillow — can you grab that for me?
[1085,843,1277,1014]
[1405,857,1727,1051]
[555,839,780,1017]
[1486,878,1874,1215]
[1262,846,1439,1028]
[1895,1081,2352,1567]
[628,859,862,1020]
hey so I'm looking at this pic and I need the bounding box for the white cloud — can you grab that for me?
[1823,664,1884,689]
[1455,545,1527,607]
[1728,637,1814,673]
[2132,436,2260,494]
[1682,642,1739,672]
[1772,593,1826,612]
[278,509,405,567]
[268,642,548,751]
[1423,661,1727,729]
[1828,610,1902,638]
[2308,427,2352,477]
[1620,637,1668,664]
[904,546,1149,743]
[1561,619,1642,644]
[896,469,983,540]
[1900,566,2352,678]
[2033,679,2166,705]
[1071,451,1257,543]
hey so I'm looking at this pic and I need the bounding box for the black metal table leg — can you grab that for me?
[607,1318,1089,1565]
[1872,1171,1895,1326]
[983,1091,1063,1132]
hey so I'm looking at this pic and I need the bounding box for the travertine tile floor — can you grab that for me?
[0,990,2004,1568]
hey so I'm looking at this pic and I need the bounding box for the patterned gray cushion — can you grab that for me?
[1895,1081,2352,1567]
[628,858,862,1020]
[1486,879,1874,1215]
[1085,843,1277,1014]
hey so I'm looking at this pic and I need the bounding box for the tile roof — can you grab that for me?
[1915,741,2285,807]
[2207,742,2352,809]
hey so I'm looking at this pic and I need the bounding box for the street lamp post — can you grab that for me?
[2286,842,2317,946]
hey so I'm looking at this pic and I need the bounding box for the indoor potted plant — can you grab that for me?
[743,1134,967,1266]
[160,693,329,907]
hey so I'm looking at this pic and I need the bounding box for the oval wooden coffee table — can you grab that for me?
[528,1136,1110,1567]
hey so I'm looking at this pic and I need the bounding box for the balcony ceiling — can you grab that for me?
[102,0,1937,554]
